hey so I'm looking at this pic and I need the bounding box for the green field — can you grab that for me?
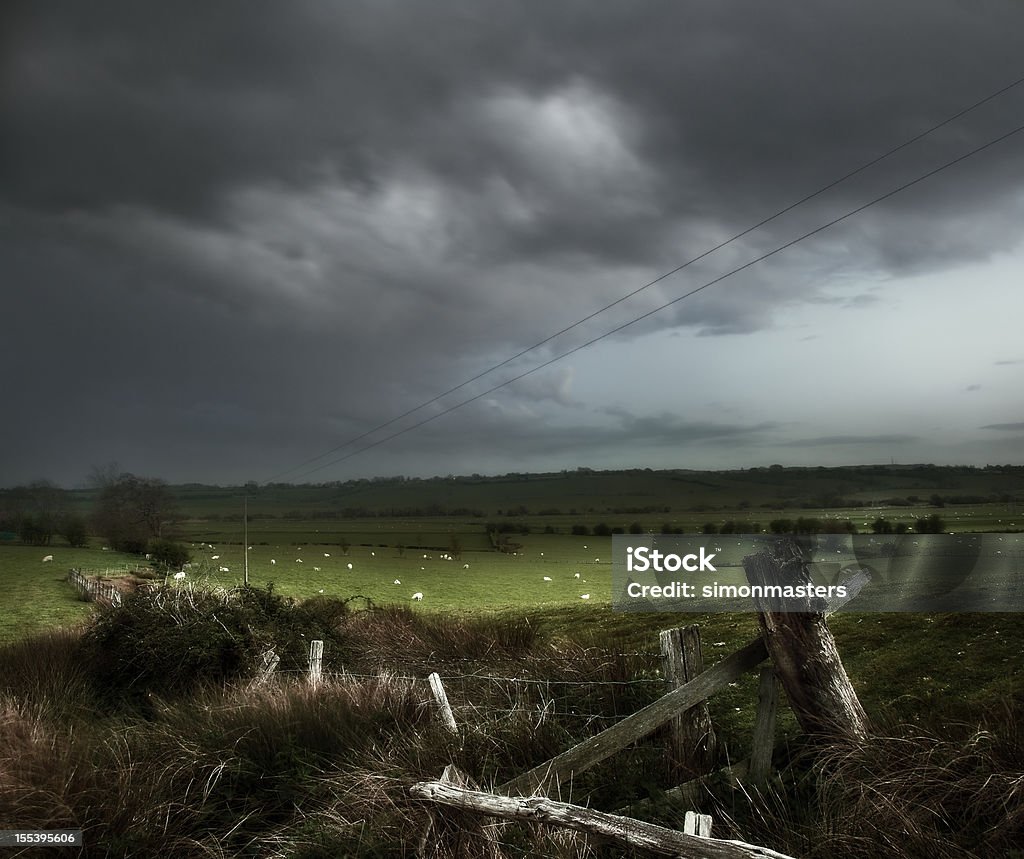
[2,462,1021,644]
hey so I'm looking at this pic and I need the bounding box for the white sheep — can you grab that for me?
[324,553,330,557]
[270,559,276,565]
[543,576,552,581]
[370,551,375,557]
[463,564,470,569]
[574,572,581,579]
[219,566,230,572]
[173,571,186,580]
[211,555,220,560]
[42,554,54,563]
[313,566,321,572]
[580,594,591,600]
[347,563,353,570]
[393,579,401,585]
[295,559,303,563]
[412,592,423,601]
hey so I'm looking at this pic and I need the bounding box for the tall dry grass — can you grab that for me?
[2,592,1022,857]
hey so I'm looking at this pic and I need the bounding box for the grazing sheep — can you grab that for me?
[313,566,321,572]
[543,576,552,582]
[463,564,470,569]
[347,563,353,570]
[393,579,401,585]
[574,572,581,579]
[412,592,423,600]
[270,559,276,565]
[211,555,220,560]
[324,553,330,557]
[296,559,303,563]
[174,571,186,580]
[580,594,591,600]
[370,551,375,557]
[219,566,230,572]
[42,555,54,563]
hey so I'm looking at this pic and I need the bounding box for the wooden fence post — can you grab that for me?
[660,625,716,780]
[748,667,778,785]
[308,640,323,687]
[683,810,712,837]
[743,545,869,740]
[427,672,458,733]
[255,649,280,686]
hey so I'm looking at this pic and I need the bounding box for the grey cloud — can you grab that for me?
[779,434,919,447]
[981,422,1024,431]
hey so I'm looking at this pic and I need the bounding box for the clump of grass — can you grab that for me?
[0,627,99,721]
[344,604,540,670]
[688,701,1024,859]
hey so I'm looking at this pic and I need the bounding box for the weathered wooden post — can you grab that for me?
[308,640,324,687]
[660,625,716,780]
[428,672,458,733]
[255,648,280,686]
[683,810,712,837]
[742,543,869,740]
[747,667,779,785]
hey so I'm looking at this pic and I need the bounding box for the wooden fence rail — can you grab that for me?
[412,767,797,859]
[497,637,768,797]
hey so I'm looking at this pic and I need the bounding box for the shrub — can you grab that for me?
[82,584,353,706]
[147,538,191,571]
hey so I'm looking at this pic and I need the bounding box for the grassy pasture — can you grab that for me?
[0,545,126,643]
[166,531,617,611]
[1,497,1018,643]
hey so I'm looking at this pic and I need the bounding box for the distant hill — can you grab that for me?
[41,463,1021,520]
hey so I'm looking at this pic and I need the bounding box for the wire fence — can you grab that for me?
[268,654,673,726]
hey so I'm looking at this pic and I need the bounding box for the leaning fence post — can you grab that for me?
[660,625,716,780]
[743,543,869,740]
[428,672,458,733]
[308,640,324,686]
[256,648,280,686]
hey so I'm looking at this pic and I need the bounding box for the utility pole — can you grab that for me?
[243,491,249,587]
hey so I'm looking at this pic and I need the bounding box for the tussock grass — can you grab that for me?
[1,586,1022,857]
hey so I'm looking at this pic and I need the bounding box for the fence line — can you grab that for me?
[67,568,123,607]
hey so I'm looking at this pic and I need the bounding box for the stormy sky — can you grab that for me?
[2,1,1023,488]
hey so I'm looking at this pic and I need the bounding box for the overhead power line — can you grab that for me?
[280,118,1024,483]
[263,73,1024,484]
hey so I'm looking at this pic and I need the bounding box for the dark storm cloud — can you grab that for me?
[3,0,1024,484]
